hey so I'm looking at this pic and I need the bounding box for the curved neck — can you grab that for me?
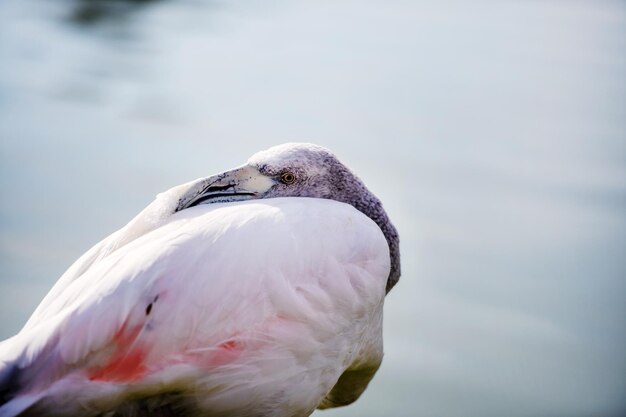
[331,167,401,293]
[353,197,401,293]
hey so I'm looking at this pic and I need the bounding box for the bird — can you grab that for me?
[0,143,400,417]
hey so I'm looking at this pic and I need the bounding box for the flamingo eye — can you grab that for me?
[280,172,296,184]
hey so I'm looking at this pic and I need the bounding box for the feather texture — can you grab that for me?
[0,198,389,417]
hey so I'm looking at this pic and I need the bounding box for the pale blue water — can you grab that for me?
[1,1,625,416]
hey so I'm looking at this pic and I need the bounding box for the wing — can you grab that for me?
[20,181,194,332]
[0,198,390,416]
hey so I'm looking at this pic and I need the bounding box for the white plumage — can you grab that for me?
[0,143,400,417]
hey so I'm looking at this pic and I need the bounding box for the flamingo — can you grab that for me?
[0,143,400,417]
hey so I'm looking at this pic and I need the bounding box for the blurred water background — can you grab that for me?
[1,0,625,416]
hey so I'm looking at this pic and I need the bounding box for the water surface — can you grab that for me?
[1,1,625,416]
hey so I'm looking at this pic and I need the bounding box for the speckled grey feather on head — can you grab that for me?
[248,143,401,293]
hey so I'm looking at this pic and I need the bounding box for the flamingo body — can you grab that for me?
[0,198,389,416]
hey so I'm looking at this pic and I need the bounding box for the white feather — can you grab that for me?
[1,197,389,417]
